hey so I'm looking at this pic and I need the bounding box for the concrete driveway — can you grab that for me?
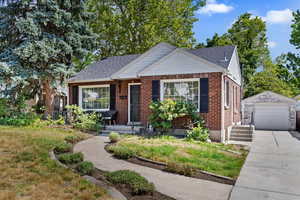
[230,130,300,200]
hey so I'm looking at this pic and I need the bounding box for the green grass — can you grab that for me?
[0,126,112,200]
[108,136,248,179]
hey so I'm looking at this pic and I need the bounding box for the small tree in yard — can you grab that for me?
[0,0,97,115]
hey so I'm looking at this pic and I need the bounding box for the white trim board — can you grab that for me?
[78,84,110,112]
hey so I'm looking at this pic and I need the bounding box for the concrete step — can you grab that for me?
[230,133,252,138]
[231,130,251,134]
[231,126,252,130]
[101,130,137,135]
[230,136,252,142]
[105,125,143,132]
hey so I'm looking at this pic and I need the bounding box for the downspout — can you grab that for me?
[221,73,225,143]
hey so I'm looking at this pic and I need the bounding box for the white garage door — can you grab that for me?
[254,103,290,130]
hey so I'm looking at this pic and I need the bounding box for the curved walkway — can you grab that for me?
[74,136,232,200]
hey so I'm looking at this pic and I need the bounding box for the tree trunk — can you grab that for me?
[42,79,55,117]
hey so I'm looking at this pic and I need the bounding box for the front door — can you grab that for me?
[129,84,141,123]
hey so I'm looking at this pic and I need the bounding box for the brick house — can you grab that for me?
[68,43,242,142]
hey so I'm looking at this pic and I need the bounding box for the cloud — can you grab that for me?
[268,41,277,48]
[263,9,293,24]
[197,0,234,15]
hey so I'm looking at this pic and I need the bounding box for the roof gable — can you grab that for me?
[111,43,176,79]
[243,91,297,104]
[139,48,225,77]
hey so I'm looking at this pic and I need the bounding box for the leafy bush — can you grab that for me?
[109,132,120,143]
[58,152,84,164]
[165,162,194,176]
[186,123,209,142]
[76,161,94,175]
[149,99,203,133]
[105,170,155,195]
[0,112,39,126]
[108,145,135,159]
[64,135,83,144]
[54,142,72,154]
[66,105,102,132]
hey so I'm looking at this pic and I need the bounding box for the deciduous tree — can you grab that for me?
[87,0,205,59]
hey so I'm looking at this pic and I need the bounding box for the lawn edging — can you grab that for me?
[106,143,237,185]
[49,149,128,200]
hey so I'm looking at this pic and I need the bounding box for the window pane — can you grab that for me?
[82,87,109,110]
[163,80,199,109]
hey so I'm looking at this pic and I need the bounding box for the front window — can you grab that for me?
[80,86,110,110]
[161,79,199,110]
[225,80,230,107]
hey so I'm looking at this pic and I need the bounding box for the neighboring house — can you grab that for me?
[242,91,297,131]
[68,43,242,142]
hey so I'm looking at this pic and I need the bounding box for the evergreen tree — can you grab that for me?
[87,0,205,59]
[0,0,97,115]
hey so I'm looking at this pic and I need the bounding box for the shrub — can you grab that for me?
[0,112,39,126]
[66,105,103,132]
[149,99,203,134]
[76,161,94,175]
[109,132,120,143]
[186,123,209,142]
[165,162,194,176]
[105,170,155,195]
[58,152,84,164]
[109,146,135,159]
[64,135,82,144]
[54,142,72,154]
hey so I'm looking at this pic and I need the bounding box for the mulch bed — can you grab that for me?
[106,144,235,185]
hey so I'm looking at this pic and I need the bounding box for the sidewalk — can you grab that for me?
[74,136,232,200]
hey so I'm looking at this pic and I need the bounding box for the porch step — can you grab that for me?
[230,133,252,138]
[230,125,253,142]
[229,136,252,142]
[101,130,137,135]
[102,125,144,134]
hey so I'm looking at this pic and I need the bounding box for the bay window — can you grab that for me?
[79,85,110,111]
[161,79,199,110]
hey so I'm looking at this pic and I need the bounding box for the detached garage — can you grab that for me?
[242,91,297,130]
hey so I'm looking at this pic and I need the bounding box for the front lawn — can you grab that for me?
[108,136,248,179]
[0,126,111,200]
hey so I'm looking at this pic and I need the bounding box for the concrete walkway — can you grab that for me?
[74,136,232,200]
[230,131,300,200]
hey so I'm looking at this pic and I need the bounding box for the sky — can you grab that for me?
[193,0,300,59]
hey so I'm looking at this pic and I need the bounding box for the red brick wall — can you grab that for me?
[140,73,223,130]
[68,73,241,131]
[224,76,241,128]
[68,79,140,125]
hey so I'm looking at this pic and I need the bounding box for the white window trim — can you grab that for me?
[128,83,142,124]
[160,78,200,112]
[79,85,110,111]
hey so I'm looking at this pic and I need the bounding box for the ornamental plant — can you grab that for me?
[149,99,203,134]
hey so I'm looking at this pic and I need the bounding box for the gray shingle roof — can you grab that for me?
[187,45,236,68]
[69,54,140,82]
[69,44,236,82]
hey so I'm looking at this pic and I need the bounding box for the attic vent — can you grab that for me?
[220,53,229,62]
